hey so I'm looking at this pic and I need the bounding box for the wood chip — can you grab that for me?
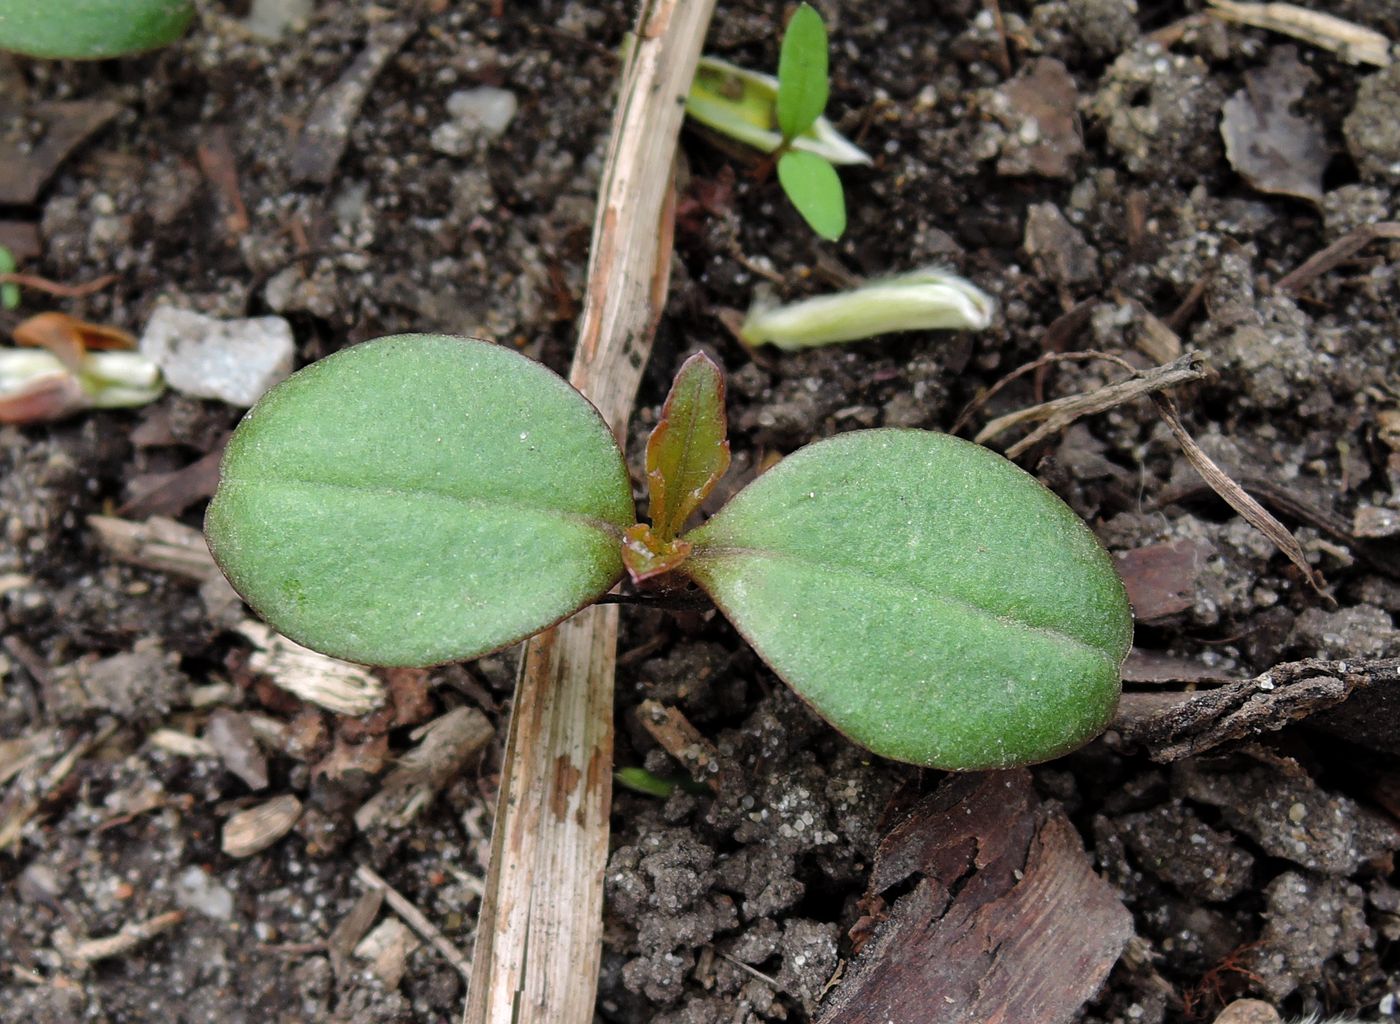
[991,58,1083,179]
[329,886,384,978]
[195,126,250,237]
[0,720,117,851]
[1121,650,1242,686]
[204,709,270,790]
[120,445,226,519]
[635,699,723,791]
[1220,46,1328,202]
[1207,1,1393,67]
[0,731,58,787]
[355,707,493,830]
[1111,656,1399,761]
[818,771,1132,1024]
[354,918,420,989]
[1354,505,1400,539]
[356,863,472,980]
[236,620,385,715]
[147,728,216,759]
[89,514,221,583]
[1274,220,1400,295]
[0,221,41,262]
[1213,999,1282,1024]
[1115,539,1213,623]
[222,794,302,857]
[1024,202,1098,286]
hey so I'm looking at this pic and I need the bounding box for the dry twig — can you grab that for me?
[0,271,118,297]
[1150,393,1326,595]
[973,351,1208,459]
[356,863,472,981]
[54,911,185,966]
[463,2,717,1022]
[1206,1,1393,66]
[1274,221,1400,294]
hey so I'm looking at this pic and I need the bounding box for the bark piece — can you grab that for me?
[1113,656,1400,761]
[0,101,122,205]
[222,794,302,857]
[1115,539,1213,623]
[818,771,1131,1024]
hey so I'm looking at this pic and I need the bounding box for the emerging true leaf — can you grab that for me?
[777,150,846,241]
[205,335,635,667]
[682,430,1132,771]
[775,3,830,141]
[644,351,730,542]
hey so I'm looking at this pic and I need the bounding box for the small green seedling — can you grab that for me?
[686,4,860,241]
[206,335,1132,771]
[614,767,709,799]
[0,247,19,310]
[0,0,194,59]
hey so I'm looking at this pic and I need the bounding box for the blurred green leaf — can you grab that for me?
[614,768,676,798]
[0,0,194,59]
[205,334,636,667]
[777,150,846,241]
[683,430,1132,770]
[775,3,829,140]
[0,246,17,310]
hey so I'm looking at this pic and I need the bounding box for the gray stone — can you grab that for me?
[140,306,294,407]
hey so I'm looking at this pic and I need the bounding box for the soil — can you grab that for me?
[2,1,1399,1023]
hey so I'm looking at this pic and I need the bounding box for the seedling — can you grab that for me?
[740,266,996,349]
[686,5,861,241]
[0,312,163,423]
[206,335,1132,771]
[614,767,709,799]
[0,246,19,310]
[0,0,195,59]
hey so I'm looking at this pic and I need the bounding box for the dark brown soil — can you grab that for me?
[2,2,1399,1023]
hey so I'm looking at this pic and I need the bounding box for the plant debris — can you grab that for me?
[1220,47,1329,202]
[817,771,1131,1024]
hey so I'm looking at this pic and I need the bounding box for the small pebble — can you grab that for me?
[430,87,518,154]
[139,307,294,407]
